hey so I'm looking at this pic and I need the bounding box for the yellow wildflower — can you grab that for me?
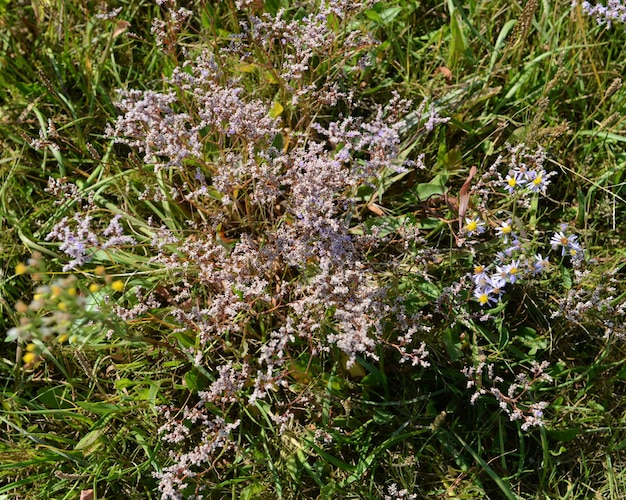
[111,280,125,292]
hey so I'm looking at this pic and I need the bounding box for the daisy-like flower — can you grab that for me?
[494,264,508,282]
[525,169,549,194]
[568,242,583,259]
[532,253,549,274]
[472,264,489,286]
[504,238,523,257]
[463,217,485,236]
[495,219,515,241]
[495,250,507,263]
[550,231,580,256]
[503,170,525,194]
[488,275,507,299]
[502,259,521,283]
[495,260,521,284]
[474,286,497,306]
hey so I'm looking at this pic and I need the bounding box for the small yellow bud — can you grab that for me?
[51,285,63,298]
[95,265,106,276]
[57,334,69,343]
[26,343,37,352]
[67,287,77,297]
[58,302,68,311]
[23,352,38,364]
[111,280,125,292]
[89,283,100,293]
[15,263,28,275]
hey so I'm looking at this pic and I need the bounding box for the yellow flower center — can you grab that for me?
[466,221,477,232]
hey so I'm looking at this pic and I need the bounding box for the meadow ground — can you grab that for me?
[1,1,626,498]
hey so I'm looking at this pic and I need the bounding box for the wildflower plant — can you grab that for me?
[573,0,626,28]
[80,1,441,497]
[6,253,132,365]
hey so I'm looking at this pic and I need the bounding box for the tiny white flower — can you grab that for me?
[550,231,581,256]
[463,217,485,236]
[525,169,549,194]
[503,170,525,193]
[474,286,497,306]
[532,253,549,274]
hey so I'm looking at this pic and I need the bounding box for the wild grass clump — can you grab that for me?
[2,0,626,499]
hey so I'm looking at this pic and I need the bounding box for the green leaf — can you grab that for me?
[448,9,468,69]
[114,378,135,390]
[264,0,280,15]
[319,481,338,500]
[362,214,411,238]
[560,264,572,290]
[184,370,203,392]
[76,402,121,415]
[74,428,104,452]
[489,19,517,72]
[364,9,382,24]
[443,328,464,362]
[174,330,195,349]
[36,386,73,410]
[412,174,448,201]
[514,326,547,357]
[373,408,394,425]
[547,427,580,442]
[378,6,403,25]
[270,101,284,119]
[304,439,356,472]
[240,482,266,500]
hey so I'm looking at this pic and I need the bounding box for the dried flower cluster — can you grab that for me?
[101,2,442,496]
[463,360,552,430]
[573,0,626,28]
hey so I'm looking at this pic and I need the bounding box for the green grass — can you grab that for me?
[2,0,626,498]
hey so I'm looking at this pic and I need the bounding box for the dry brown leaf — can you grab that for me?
[80,490,94,500]
[437,66,453,84]
[113,20,130,39]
